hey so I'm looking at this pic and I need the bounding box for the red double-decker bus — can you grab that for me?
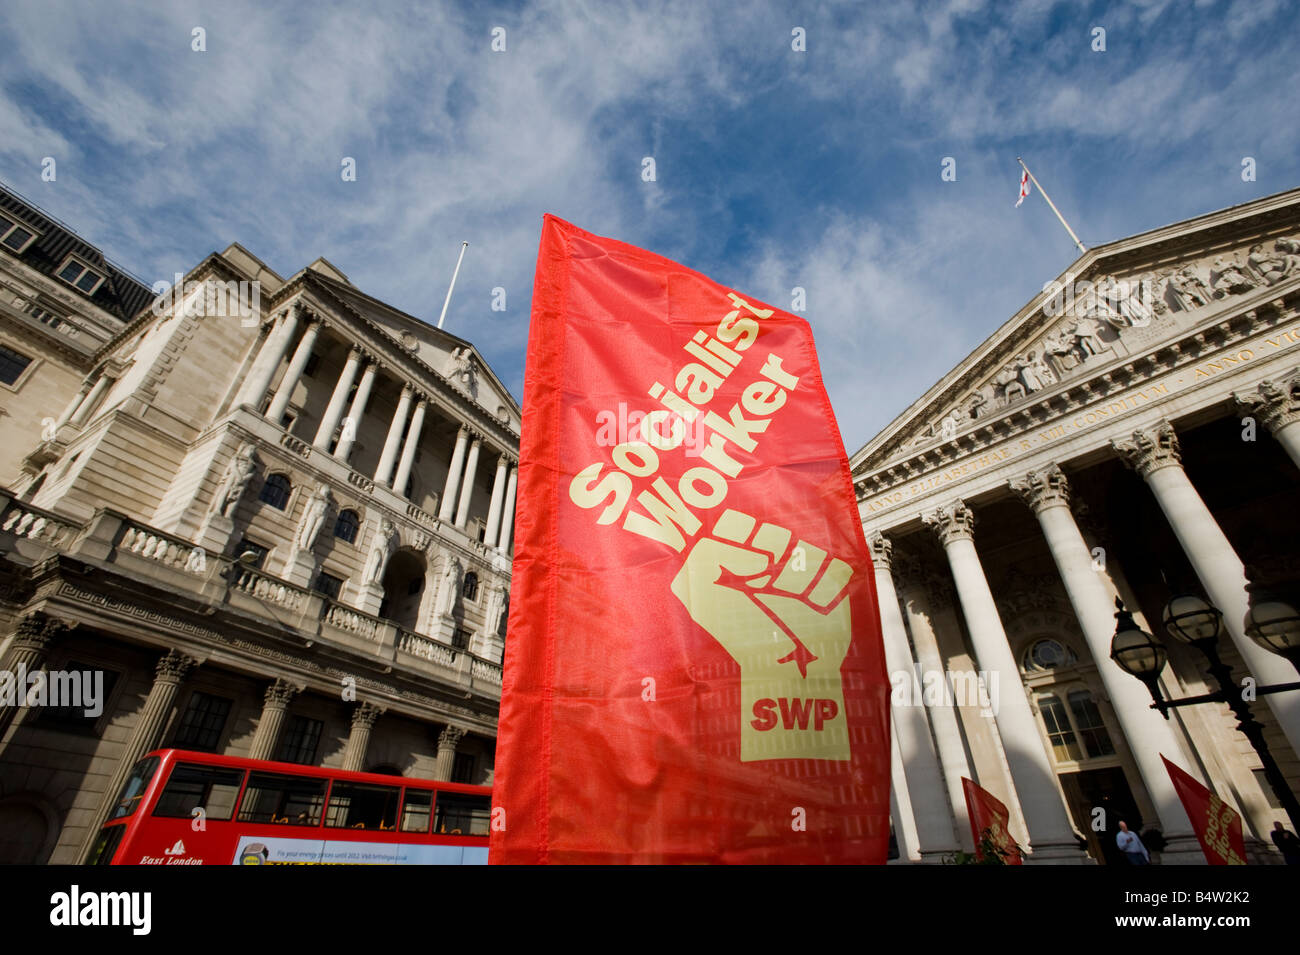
[86,749,491,865]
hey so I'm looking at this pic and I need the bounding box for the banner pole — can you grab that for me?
[437,240,470,330]
[1017,157,1087,255]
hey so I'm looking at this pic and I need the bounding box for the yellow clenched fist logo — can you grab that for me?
[671,509,853,762]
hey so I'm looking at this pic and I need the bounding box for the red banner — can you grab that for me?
[1162,756,1246,865]
[961,777,1023,864]
[489,215,891,864]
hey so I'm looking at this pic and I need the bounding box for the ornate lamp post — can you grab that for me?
[1109,596,1300,833]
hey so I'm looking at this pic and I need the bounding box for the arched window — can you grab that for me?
[1022,638,1078,673]
[259,473,291,510]
[333,509,360,544]
[462,571,479,601]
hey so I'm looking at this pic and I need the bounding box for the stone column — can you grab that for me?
[455,436,482,527]
[497,465,518,551]
[483,455,509,546]
[1235,370,1300,470]
[923,501,1086,863]
[56,380,95,429]
[335,360,377,463]
[375,385,413,486]
[434,724,467,782]
[266,319,322,424]
[0,614,69,738]
[80,649,197,861]
[341,702,385,773]
[897,570,974,850]
[67,373,113,428]
[392,398,428,497]
[313,347,362,450]
[1113,422,1300,759]
[439,428,470,522]
[889,720,922,863]
[1010,463,1201,860]
[869,532,960,860]
[239,305,301,409]
[247,678,301,760]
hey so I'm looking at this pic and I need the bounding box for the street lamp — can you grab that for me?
[1108,595,1300,834]
[1245,596,1300,670]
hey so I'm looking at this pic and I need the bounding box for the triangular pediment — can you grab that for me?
[852,187,1300,473]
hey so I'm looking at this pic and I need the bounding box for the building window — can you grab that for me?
[1022,638,1079,673]
[275,714,323,765]
[333,509,359,543]
[279,410,296,432]
[1067,690,1116,758]
[172,691,233,752]
[1038,693,1083,762]
[55,255,107,295]
[0,345,33,386]
[451,752,475,784]
[314,571,344,601]
[259,473,292,510]
[452,627,471,651]
[0,214,38,254]
[462,571,479,601]
[233,538,269,569]
[37,662,121,733]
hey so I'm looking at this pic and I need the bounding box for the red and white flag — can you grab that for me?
[489,215,892,864]
[961,777,1023,864]
[1015,167,1031,207]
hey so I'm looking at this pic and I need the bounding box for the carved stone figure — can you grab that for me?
[1166,265,1212,311]
[363,519,397,585]
[296,484,333,551]
[1014,351,1051,393]
[445,348,475,387]
[1247,242,1296,286]
[995,364,1025,403]
[214,443,257,519]
[966,389,990,419]
[1209,255,1256,298]
[436,555,463,617]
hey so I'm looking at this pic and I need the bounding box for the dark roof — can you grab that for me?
[0,181,156,324]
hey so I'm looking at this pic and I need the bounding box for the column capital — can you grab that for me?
[867,530,892,570]
[1009,463,1071,513]
[437,724,467,749]
[922,500,976,547]
[350,701,386,729]
[263,677,302,708]
[12,612,73,651]
[1112,421,1181,477]
[1234,370,1300,433]
[398,382,414,397]
[155,649,198,684]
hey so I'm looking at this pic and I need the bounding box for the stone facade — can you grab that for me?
[857,186,1300,865]
[0,185,515,863]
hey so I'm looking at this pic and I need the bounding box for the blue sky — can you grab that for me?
[2,0,1297,449]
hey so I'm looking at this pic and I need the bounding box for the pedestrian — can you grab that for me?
[1272,821,1300,865]
[1116,820,1150,865]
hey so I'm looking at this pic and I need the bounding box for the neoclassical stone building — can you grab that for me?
[0,183,516,863]
[858,187,1300,864]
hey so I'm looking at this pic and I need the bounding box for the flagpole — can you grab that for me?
[1017,157,1087,256]
[436,240,470,330]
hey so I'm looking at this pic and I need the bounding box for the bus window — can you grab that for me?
[433,792,491,836]
[236,772,327,826]
[109,756,160,820]
[153,764,245,821]
[325,782,400,830]
[86,824,127,865]
[399,790,433,833]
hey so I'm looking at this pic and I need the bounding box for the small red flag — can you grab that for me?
[961,777,1023,864]
[1161,756,1246,865]
[489,215,891,863]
